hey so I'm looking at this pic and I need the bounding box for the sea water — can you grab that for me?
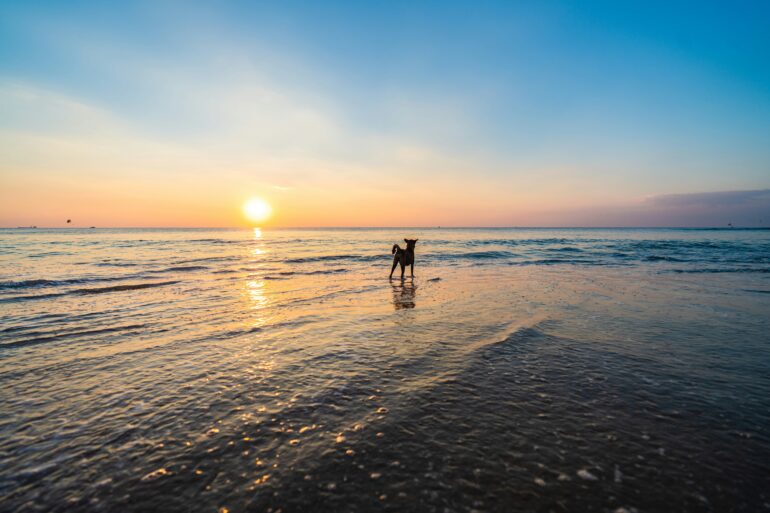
[1,228,769,512]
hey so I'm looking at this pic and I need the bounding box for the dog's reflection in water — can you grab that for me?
[390,278,416,310]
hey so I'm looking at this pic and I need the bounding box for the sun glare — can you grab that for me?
[243,198,272,224]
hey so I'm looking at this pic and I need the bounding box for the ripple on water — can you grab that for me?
[0,228,768,512]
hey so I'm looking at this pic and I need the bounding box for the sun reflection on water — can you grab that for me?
[243,226,270,328]
[246,279,268,309]
[249,226,268,306]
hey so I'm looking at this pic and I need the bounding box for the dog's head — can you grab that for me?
[404,238,418,249]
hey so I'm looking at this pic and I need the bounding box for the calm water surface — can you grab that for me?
[1,228,769,512]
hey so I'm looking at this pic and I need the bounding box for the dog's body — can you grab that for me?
[390,239,418,279]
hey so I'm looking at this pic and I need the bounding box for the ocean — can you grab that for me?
[1,227,769,512]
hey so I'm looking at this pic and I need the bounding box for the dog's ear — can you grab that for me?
[404,238,408,243]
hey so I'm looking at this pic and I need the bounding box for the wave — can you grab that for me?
[439,237,769,257]
[0,279,68,290]
[0,269,193,293]
[670,268,770,274]
[644,255,687,262]
[186,238,244,245]
[548,246,584,253]
[77,264,210,274]
[0,276,125,290]
[515,258,617,266]
[518,258,575,265]
[279,269,349,276]
[0,280,181,303]
[152,266,209,273]
[28,251,71,259]
[285,255,382,263]
[624,240,770,252]
[275,247,770,268]
[72,281,180,294]
[212,316,323,341]
[93,261,141,267]
[1,323,148,349]
[424,238,604,249]
[461,315,551,353]
[0,292,67,303]
[429,251,515,260]
[176,256,239,264]
[263,269,350,280]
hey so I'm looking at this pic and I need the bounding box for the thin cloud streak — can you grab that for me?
[536,189,770,228]
[647,189,770,208]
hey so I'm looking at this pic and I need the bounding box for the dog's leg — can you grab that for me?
[410,263,414,277]
[390,257,399,278]
[400,261,405,279]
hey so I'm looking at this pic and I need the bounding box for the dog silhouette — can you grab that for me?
[390,239,418,279]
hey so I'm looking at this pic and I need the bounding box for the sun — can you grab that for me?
[243,198,273,224]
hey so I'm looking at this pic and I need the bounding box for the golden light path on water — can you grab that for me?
[246,226,269,324]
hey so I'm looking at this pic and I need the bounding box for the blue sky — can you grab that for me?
[1,1,769,226]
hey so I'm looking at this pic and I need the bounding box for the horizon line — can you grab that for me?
[2,225,767,230]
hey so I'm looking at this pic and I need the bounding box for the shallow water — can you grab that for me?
[1,228,769,512]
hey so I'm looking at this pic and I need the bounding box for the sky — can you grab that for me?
[1,0,769,227]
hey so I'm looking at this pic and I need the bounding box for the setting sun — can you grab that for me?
[243,198,272,224]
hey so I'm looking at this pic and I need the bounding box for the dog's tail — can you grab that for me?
[392,244,401,254]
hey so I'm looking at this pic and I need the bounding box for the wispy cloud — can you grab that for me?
[647,189,770,207]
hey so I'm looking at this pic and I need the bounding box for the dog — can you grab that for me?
[390,239,418,279]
